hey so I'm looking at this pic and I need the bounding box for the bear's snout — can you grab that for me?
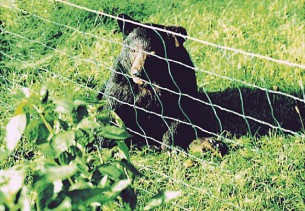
[131,51,146,75]
[130,50,155,85]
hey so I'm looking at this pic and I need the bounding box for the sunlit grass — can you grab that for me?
[1,0,305,209]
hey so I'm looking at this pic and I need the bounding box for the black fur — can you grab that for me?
[100,14,202,150]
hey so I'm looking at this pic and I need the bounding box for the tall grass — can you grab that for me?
[1,0,305,209]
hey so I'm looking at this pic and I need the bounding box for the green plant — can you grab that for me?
[0,87,180,210]
[1,0,305,209]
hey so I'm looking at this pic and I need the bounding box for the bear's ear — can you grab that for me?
[165,26,188,47]
[117,14,140,36]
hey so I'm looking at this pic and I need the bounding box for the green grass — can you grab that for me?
[1,0,305,209]
[132,135,305,210]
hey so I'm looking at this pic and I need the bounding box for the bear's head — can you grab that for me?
[117,14,188,86]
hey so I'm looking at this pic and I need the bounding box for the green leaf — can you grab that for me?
[5,113,27,151]
[36,123,50,145]
[13,88,28,100]
[119,159,142,177]
[69,181,92,191]
[110,111,126,128]
[57,146,83,165]
[111,179,130,193]
[51,131,75,158]
[73,100,87,107]
[98,164,124,180]
[100,125,131,140]
[71,158,89,176]
[67,188,118,206]
[101,148,114,162]
[20,87,31,98]
[106,160,141,183]
[37,183,54,210]
[116,141,130,161]
[97,110,110,123]
[54,99,74,114]
[43,105,56,125]
[144,191,182,210]
[0,192,5,204]
[19,187,31,211]
[45,164,78,182]
[58,151,76,165]
[24,119,40,141]
[15,101,28,115]
[0,149,9,162]
[38,143,55,159]
[100,175,109,188]
[58,119,69,130]
[0,170,24,197]
[77,118,100,130]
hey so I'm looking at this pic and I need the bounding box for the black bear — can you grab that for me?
[100,14,202,150]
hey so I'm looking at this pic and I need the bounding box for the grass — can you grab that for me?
[1,0,305,209]
[131,134,305,210]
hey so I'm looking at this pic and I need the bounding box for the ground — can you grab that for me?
[1,0,305,209]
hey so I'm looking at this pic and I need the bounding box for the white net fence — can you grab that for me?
[1,0,305,209]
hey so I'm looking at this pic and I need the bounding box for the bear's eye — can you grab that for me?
[131,48,137,54]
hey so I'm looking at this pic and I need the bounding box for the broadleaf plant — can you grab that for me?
[1,87,180,210]
[2,87,133,210]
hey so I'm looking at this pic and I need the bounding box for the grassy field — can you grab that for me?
[1,0,305,210]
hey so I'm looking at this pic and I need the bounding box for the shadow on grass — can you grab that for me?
[199,87,305,137]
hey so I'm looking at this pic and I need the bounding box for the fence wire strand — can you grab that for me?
[0,49,236,150]
[1,1,305,209]
[52,0,305,70]
[134,162,240,209]
[0,27,301,137]
[2,4,305,106]
[134,186,191,211]
[1,41,302,160]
